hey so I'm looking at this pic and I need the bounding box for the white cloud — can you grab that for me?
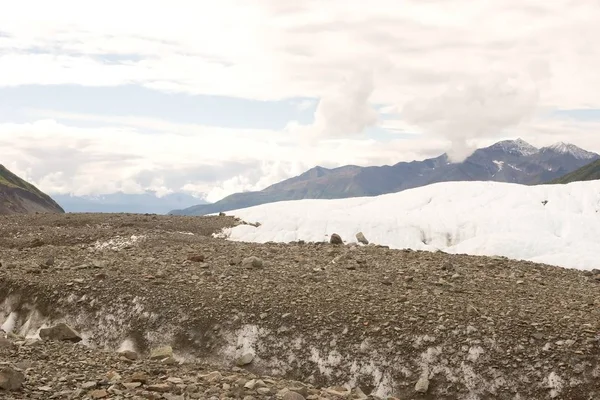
[0,115,446,200]
[285,70,379,142]
[402,71,540,161]
[3,110,599,201]
[2,0,600,201]
[1,0,600,110]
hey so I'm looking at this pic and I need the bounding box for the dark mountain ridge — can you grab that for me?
[547,158,600,184]
[171,139,599,216]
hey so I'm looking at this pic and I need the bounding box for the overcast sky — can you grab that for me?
[2,0,600,201]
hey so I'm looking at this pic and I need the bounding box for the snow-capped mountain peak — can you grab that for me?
[489,138,539,156]
[544,142,598,160]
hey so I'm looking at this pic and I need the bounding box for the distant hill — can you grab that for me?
[53,191,207,215]
[171,139,600,216]
[0,165,65,214]
[547,158,600,184]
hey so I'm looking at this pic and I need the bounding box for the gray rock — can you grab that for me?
[356,232,369,245]
[283,391,306,400]
[149,345,173,360]
[0,336,14,349]
[202,371,222,382]
[415,376,429,393]
[118,349,138,360]
[40,257,54,269]
[242,256,263,269]
[235,352,254,366]
[39,323,82,342]
[244,379,257,389]
[0,367,25,390]
[330,233,343,245]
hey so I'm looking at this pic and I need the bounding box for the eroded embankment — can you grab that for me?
[2,266,600,400]
[2,213,600,399]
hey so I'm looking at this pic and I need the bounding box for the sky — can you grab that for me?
[2,0,600,202]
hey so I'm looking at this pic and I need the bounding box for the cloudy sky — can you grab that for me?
[2,0,600,201]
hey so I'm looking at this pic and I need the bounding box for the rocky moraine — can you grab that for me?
[1,213,600,399]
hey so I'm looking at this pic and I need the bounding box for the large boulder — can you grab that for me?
[329,233,343,245]
[0,367,25,391]
[39,323,82,342]
[242,256,264,269]
[355,232,369,245]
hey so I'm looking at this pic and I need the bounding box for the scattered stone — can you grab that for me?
[0,337,14,349]
[325,386,350,396]
[203,371,222,382]
[164,394,185,400]
[283,391,306,400]
[415,376,430,393]
[148,383,171,392]
[29,238,44,248]
[241,256,264,269]
[40,256,54,269]
[0,367,25,391]
[106,371,122,383]
[38,322,82,342]
[130,372,149,383]
[89,389,109,398]
[187,254,205,262]
[82,381,97,389]
[329,233,343,245]
[235,353,255,366]
[118,349,138,360]
[150,345,173,360]
[122,382,142,389]
[356,232,369,245]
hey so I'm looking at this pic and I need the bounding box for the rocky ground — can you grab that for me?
[0,327,357,399]
[1,213,600,399]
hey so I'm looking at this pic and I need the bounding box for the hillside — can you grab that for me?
[548,158,600,184]
[221,179,600,270]
[172,139,599,216]
[0,164,64,214]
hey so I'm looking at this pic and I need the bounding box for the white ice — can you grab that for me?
[217,180,600,270]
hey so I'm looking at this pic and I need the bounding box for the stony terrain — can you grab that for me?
[1,213,600,399]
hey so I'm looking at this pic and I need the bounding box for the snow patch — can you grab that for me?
[491,138,539,156]
[544,142,598,160]
[1,311,17,333]
[544,371,564,398]
[93,235,146,251]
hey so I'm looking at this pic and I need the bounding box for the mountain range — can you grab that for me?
[0,165,64,214]
[170,139,600,216]
[53,191,207,215]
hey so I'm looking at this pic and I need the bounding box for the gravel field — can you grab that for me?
[1,213,600,399]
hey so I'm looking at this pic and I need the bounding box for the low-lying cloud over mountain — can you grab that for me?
[54,191,206,215]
